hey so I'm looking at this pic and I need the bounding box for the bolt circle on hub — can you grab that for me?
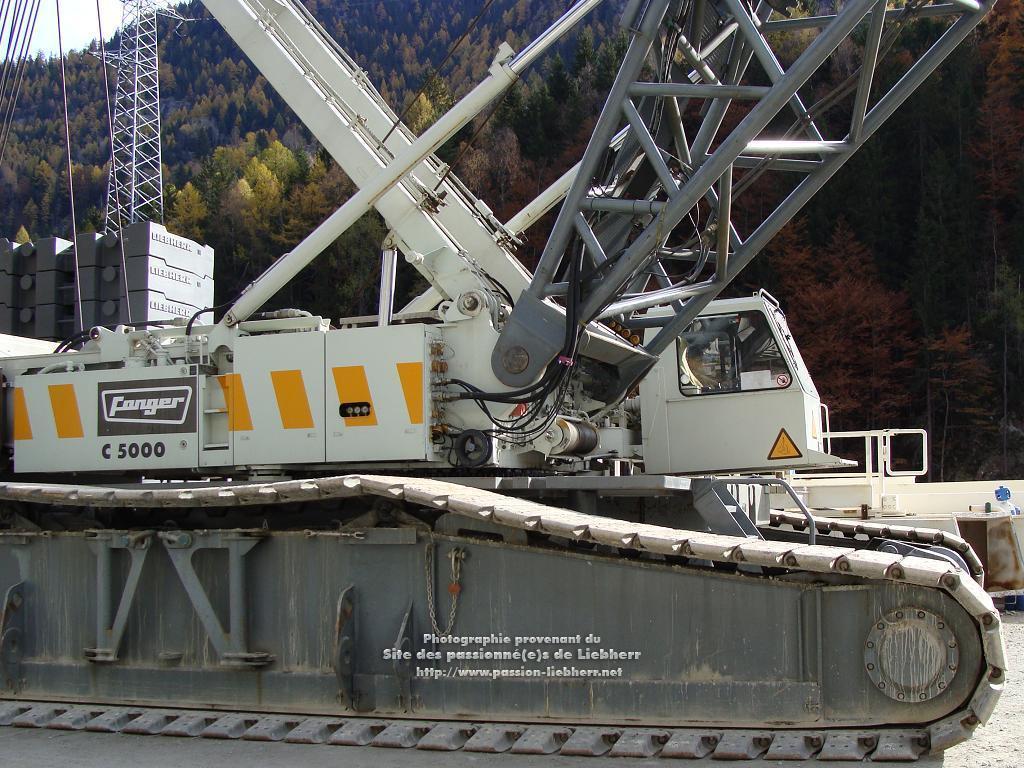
[501,345,530,375]
[864,607,959,703]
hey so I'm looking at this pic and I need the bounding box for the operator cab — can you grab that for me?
[640,291,848,474]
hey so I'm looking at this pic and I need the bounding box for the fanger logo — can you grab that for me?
[97,378,197,436]
[102,386,193,425]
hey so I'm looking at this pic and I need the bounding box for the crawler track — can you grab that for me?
[0,699,986,760]
[0,475,1007,757]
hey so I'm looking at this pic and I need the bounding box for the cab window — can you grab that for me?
[677,310,792,396]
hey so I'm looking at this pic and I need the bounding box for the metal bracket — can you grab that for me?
[333,585,358,709]
[0,532,34,546]
[84,532,153,662]
[691,479,761,538]
[159,530,272,667]
[0,581,24,691]
[418,188,447,214]
[393,604,413,711]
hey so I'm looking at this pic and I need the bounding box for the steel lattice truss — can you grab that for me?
[495,0,993,391]
[104,0,182,231]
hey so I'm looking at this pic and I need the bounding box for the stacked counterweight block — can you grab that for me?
[0,223,214,340]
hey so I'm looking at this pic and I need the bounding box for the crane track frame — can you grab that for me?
[0,475,1005,758]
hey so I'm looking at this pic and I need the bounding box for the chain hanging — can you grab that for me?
[425,543,464,636]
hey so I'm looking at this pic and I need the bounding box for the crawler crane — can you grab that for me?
[0,0,1007,761]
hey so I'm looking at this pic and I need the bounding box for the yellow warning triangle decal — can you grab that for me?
[768,428,803,460]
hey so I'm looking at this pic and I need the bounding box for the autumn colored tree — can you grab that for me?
[259,140,301,187]
[276,157,334,248]
[926,326,997,480]
[973,1,1024,307]
[974,2,1024,211]
[405,92,438,135]
[979,264,1024,474]
[243,157,283,223]
[168,182,208,242]
[769,219,915,429]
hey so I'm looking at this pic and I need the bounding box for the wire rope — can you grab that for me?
[0,0,42,168]
[379,0,499,148]
[55,0,83,331]
[95,0,133,322]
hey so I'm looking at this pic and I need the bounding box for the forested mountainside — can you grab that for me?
[1,1,1022,479]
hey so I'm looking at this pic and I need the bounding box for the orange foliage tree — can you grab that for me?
[925,326,996,480]
[768,219,915,429]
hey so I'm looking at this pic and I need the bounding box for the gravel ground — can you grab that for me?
[1,613,1023,767]
[934,610,1024,768]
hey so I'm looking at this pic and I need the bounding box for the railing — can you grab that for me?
[820,402,832,455]
[716,476,817,545]
[794,428,929,500]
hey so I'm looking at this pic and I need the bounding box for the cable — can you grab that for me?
[0,0,41,168]
[186,300,234,336]
[379,0,499,148]
[449,241,587,444]
[0,0,22,141]
[54,317,193,354]
[564,0,928,320]
[54,329,93,354]
[730,0,928,202]
[55,0,83,333]
[95,0,133,323]
[433,93,504,191]
[0,0,28,122]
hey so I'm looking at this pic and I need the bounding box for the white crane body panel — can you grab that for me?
[3,293,834,476]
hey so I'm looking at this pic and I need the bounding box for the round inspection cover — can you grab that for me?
[453,429,492,468]
[864,607,959,703]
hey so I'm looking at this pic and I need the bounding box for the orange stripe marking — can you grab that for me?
[270,370,314,430]
[395,362,424,425]
[48,384,83,439]
[216,374,254,432]
[332,366,377,427]
[12,387,31,440]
